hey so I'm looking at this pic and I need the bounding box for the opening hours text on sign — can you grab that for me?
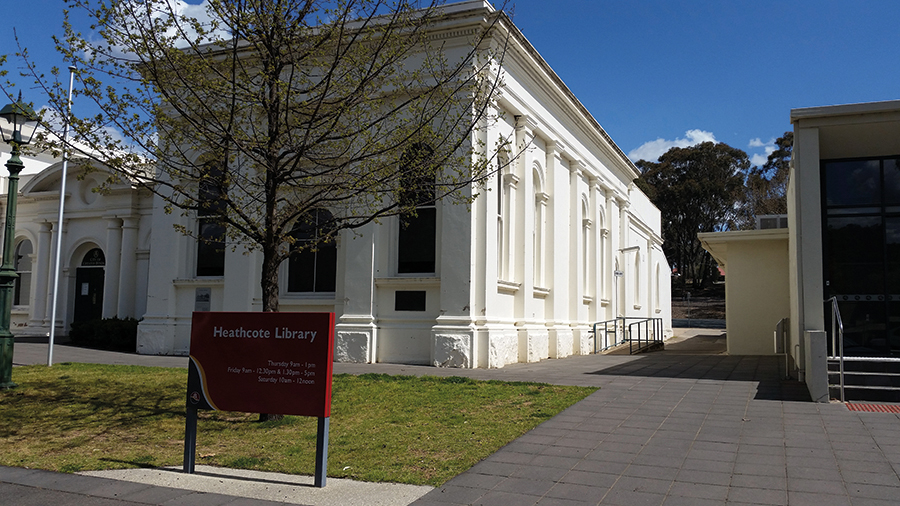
[184,311,335,487]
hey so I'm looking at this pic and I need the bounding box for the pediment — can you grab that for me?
[20,159,126,196]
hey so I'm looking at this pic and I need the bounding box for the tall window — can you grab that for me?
[582,200,592,296]
[533,166,547,287]
[398,144,436,274]
[196,162,226,277]
[497,152,507,277]
[14,239,32,306]
[287,209,337,293]
[634,252,641,307]
[822,156,900,356]
[498,151,516,281]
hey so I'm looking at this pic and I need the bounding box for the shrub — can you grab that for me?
[69,317,140,352]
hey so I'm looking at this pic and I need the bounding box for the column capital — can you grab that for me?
[546,140,567,156]
[569,159,588,176]
[514,115,538,133]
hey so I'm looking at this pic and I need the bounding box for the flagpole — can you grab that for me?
[48,65,76,367]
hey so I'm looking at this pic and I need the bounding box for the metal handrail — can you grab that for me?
[627,318,663,354]
[593,317,625,353]
[592,317,663,354]
[826,297,845,402]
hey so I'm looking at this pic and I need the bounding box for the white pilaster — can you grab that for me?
[432,184,476,368]
[117,217,139,318]
[46,219,68,331]
[335,224,377,363]
[102,218,122,318]
[547,141,573,358]
[30,222,51,327]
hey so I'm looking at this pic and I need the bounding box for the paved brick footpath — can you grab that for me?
[375,355,900,506]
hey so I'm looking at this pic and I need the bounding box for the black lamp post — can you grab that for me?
[0,92,39,389]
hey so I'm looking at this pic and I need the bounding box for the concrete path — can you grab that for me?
[6,332,900,505]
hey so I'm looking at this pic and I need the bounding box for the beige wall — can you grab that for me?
[700,230,790,356]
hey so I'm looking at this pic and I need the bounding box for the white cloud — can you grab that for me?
[748,138,776,167]
[628,129,717,162]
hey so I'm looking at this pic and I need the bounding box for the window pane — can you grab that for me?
[824,160,881,206]
[886,158,900,204]
[314,244,337,292]
[288,250,315,292]
[398,208,436,273]
[825,216,883,295]
[287,210,337,293]
[15,241,32,271]
[196,220,225,276]
[14,272,30,306]
[838,300,888,356]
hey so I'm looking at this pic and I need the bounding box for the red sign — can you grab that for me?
[187,312,335,417]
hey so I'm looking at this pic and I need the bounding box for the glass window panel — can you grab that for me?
[887,218,900,300]
[824,160,881,206]
[196,220,225,276]
[885,158,900,204]
[890,302,900,356]
[15,240,32,271]
[838,300,888,356]
[398,208,436,273]
[287,209,336,293]
[288,249,315,292]
[314,245,337,292]
[827,207,881,216]
[825,216,883,295]
[14,273,30,306]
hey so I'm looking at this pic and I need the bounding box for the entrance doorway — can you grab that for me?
[74,248,105,323]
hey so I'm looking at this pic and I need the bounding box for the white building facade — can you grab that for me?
[5,1,672,368]
[0,159,152,336]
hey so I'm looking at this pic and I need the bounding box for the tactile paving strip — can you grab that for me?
[846,403,900,413]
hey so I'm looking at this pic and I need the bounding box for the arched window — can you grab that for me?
[398,144,437,274]
[287,209,337,293]
[14,239,32,306]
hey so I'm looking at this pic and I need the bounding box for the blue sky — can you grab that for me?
[3,0,900,166]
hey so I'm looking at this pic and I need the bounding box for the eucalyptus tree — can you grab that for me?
[735,132,793,230]
[3,0,507,311]
[635,141,749,288]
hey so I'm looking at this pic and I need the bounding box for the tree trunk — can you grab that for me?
[258,241,283,422]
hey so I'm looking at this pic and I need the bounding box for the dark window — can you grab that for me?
[196,162,226,277]
[288,209,337,293]
[13,240,32,306]
[398,144,436,274]
[395,290,426,311]
[821,156,900,356]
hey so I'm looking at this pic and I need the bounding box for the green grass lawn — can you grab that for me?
[0,363,595,486]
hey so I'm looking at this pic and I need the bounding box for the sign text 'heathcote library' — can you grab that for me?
[187,312,335,417]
